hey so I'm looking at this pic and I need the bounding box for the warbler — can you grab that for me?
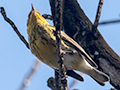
[27,5,109,86]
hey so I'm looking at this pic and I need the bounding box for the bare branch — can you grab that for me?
[18,60,40,90]
[0,7,29,49]
[99,19,120,25]
[53,0,67,90]
[68,80,78,90]
[68,72,83,90]
[94,0,104,27]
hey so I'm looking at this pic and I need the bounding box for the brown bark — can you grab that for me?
[49,0,120,89]
[54,0,67,90]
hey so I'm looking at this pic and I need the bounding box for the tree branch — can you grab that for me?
[94,0,104,27]
[99,19,120,25]
[0,7,29,49]
[18,60,40,90]
[53,0,67,90]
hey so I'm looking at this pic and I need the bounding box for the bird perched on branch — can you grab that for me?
[27,5,109,86]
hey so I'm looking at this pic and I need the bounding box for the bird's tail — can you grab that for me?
[89,68,110,86]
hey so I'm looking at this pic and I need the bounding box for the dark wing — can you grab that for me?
[61,31,98,68]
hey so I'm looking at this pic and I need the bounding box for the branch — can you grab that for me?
[18,60,40,90]
[99,19,120,25]
[68,80,78,90]
[54,0,67,90]
[94,0,104,27]
[0,7,29,49]
[49,0,120,89]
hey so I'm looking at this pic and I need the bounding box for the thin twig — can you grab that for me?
[68,72,83,90]
[0,7,29,49]
[98,20,120,25]
[19,60,40,90]
[54,0,67,90]
[68,80,78,90]
[94,0,104,27]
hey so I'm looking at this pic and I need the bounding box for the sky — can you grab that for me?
[0,0,120,90]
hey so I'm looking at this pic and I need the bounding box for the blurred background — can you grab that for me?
[0,0,120,90]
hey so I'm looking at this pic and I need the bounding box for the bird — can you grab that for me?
[27,5,110,86]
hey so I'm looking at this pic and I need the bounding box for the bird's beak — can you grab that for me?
[31,4,35,11]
